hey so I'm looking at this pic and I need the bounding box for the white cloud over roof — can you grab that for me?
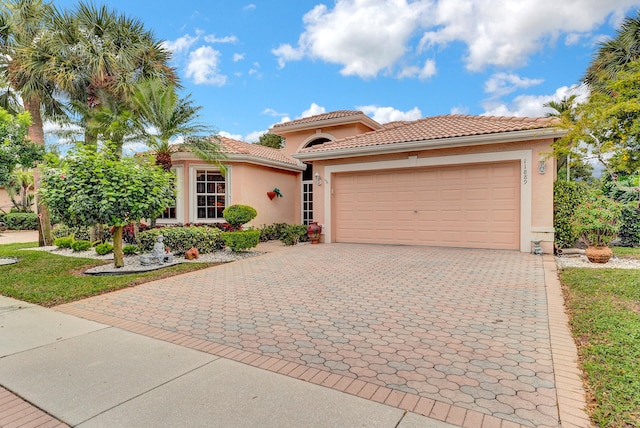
[273,0,639,78]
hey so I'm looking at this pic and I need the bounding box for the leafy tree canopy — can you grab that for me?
[0,107,43,184]
[554,65,640,177]
[40,147,175,228]
[257,133,284,149]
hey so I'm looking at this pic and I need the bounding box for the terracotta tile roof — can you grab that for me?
[177,136,299,166]
[272,110,366,128]
[299,114,559,153]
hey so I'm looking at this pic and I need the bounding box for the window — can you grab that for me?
[195,170,226,220]
[159,206,176,220]
[158,166,182,222]
[301,163,313,225]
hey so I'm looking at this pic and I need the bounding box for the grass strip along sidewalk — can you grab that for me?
[560,254,640,427]
[0,242,215,307]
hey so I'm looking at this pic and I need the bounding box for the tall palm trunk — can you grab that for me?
[24,96,53,246]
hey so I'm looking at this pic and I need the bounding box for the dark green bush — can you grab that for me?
[554,180,589,248]
[71,239,92,252]
[618,202,640,247]
[223,204,257,228]
[3,212,38,230]
[52,224,92,241]
[95,242,114,255]
[138,226,225,255]
[279,224,308,246]
[54,236,74,248]
[123,244,138,255]
[259,223,288,242]
[222,230,260,252]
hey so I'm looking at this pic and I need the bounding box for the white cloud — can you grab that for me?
[273,0,430,78]
[450,106,469,115]
[162,34,199,54]
[243,4,256,11]
[398,59,437,80]
[300,103,326,118]
[233,53,245,62]
[420,0,639,71]
[262,108,288,117]
[274,0,638,77]
[219,130,244,141]
[244,130,267,143]
[357,105,422,123]
[484,72,544,98]
[204,34,239,44]
[185,46,227,86]
[482,84,590,117]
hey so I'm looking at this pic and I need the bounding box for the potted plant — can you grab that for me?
[571,195,622,263]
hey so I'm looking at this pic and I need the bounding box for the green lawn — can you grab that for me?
[560,264,640,427]
[0,242,217,307]
[613,246,640,260]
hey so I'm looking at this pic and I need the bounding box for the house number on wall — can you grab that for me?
[523,159,528,184]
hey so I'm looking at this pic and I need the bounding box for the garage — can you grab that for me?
[332,161,520,250]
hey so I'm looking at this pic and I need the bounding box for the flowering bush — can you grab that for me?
[571,195,622,247]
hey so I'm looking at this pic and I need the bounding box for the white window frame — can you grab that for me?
[157,165,184,225]
[188,164,231,224]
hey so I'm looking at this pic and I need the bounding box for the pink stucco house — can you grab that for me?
[161,110,562,254]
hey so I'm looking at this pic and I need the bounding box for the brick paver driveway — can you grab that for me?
[60,243,559,427]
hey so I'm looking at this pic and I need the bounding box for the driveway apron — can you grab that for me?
[59,244,558,427]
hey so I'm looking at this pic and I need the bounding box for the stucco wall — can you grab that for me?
[168,159,299,227]
[0,188,12,213]
[282,123,374,157]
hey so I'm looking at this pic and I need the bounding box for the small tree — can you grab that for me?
[257,133,284,149]
[223,204,257,230]
[40,147,175,267]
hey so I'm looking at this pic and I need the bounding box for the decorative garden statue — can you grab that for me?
[139,235,174,266]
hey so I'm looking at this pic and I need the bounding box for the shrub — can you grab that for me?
[259,223,288,242]
[3,212,38,230]
[279,224,308,246]
[222,230,260,252]
[618,202,640,247]
[52,224,91,241]
[138,226,225,255]
[554,180,589,248]
[54,236,74,249]
[223,204,257,228]
[123,244,139,255]
[571,196,622,247]
[110,222,149,244]
[95,242,114,255]
[71,239,92,252]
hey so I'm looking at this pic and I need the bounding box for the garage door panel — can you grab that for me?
[333,162,520,250]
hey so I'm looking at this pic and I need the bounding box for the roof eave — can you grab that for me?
[293,127,567,161]
[172,151,306,172]
[271,115,383,135]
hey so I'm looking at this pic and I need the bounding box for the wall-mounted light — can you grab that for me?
[538,159,546,175]
[314,172,322,186]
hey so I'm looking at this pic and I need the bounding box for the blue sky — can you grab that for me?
[49,0,640,148]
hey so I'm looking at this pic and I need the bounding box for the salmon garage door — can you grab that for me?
[333,162,520,250]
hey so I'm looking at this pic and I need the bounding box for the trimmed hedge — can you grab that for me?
[619,202,640,247]
[554,180,589,248]
[71,240,92,252]
[2,212,38,230]
[138,226,225,255]
[95,242,114,255]
[54,236,74,249]
[223,204,257,228]
[222,230,260,252]
[279,224,308,246]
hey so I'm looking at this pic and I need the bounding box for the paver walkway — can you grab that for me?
[58,243,576,427]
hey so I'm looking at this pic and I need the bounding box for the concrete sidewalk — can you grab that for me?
[0,296,454,427]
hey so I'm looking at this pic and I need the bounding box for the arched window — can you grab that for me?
[304,137,331,148]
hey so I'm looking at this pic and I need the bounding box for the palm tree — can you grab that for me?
[584,12,640,91]
[31,2,177,146]
[0,0,66,246]
[132,80,224,171]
